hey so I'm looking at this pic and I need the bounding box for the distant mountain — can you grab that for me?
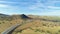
[0,14,12,21]
[0,14,31,21]
[20,14,30,19]
[0,13,9,17]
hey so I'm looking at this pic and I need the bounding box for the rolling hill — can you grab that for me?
[0,14,60,34]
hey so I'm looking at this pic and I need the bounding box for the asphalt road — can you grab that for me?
[1,24,21,34]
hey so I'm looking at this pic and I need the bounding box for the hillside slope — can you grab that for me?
[0,14,60,34]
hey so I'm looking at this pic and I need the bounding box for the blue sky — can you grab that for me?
[0,0,60,16]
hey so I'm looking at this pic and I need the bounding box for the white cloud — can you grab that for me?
[28,0,46,10]
[0,1,17,8]
[0,4,9,7]
[28,0,60,10]
[0,1,16,3]
[40,10,60,16]
[47,6,60,9]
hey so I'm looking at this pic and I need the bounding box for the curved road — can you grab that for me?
[1,24,21,34]
[1,20,33,34]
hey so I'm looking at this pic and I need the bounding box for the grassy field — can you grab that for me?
[12,16,60,34]
[0,14,60,34]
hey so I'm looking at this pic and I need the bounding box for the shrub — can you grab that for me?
[41,30,45,32]
[10,23,12,24]
[58,30,60,32]
[35,29,40,32]
[47,30,50,33]
[2,22,5,23]
[0,23,1,24]
[43,23,46,26]
[29,27,33,30]
[55,33,58,34]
